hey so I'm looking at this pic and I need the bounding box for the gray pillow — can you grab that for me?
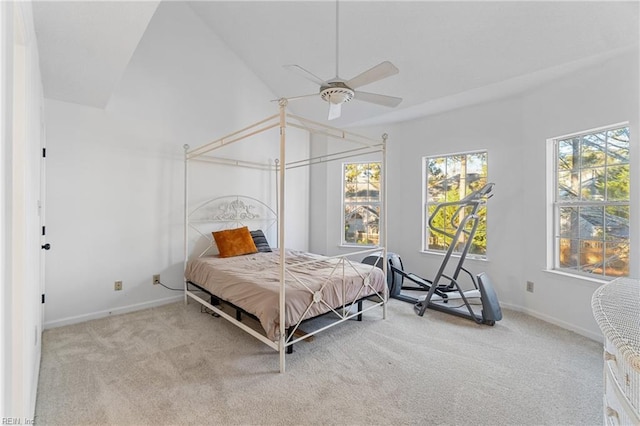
[250,230,272,252]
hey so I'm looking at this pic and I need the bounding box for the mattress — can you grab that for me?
[185,249,386,340]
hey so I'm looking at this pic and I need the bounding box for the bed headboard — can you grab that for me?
[187,195,278,259]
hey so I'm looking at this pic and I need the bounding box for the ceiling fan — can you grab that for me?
[282,1,402,120]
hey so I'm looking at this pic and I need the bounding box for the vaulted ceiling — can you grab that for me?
[32,1,639,126]
[33,1,160,108]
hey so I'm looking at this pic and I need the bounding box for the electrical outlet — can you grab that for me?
[153,274,160,285]
[114,280,123,291]
[526,281,534,293]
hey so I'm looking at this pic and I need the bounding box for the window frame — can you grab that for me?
[421,150,489,259]
[550,123,630,279]
[341,161,381,247]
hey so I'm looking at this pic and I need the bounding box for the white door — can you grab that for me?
[6,2,45,418]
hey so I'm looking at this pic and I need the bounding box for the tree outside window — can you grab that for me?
[554,125,629,278]
[343,162,380,246]
[423,151,488,257]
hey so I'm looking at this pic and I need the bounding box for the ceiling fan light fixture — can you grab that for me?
[320,85,354,105]
[282,0,401,120]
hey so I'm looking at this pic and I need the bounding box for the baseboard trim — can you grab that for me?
[500,302,603,342]
[43,295,184,329]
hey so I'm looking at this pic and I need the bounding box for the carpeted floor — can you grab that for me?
[35,298,604,425]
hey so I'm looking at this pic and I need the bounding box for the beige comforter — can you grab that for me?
[185,249,386,340]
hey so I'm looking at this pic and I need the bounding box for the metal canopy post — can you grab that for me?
[381,133,388,317]
[183,144,190,305]
[278,98,287,373]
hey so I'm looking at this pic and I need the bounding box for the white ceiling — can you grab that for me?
[33,1,160,108]
[32,1,639,126]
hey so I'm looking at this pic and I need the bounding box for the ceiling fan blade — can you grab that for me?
[283,64,328,87]
[328,102,342,120]
[354,91,403,108]
[270,93,318,103]
[346,61,399,89]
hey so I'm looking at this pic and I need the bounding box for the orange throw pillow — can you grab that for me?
[212,226,258,258]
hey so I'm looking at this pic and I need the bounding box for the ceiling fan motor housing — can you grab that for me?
[320,81,355,104]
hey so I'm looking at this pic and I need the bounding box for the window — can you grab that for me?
[553,125,630,278]
[343,162,380,246]
[423,151,488,257]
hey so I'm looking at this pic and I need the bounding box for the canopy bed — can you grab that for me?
[183,100,388,372]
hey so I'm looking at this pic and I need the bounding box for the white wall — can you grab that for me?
[311,48,638,340]
[384,97,525,309]
[519,48,639,338]
[44,2,308,328]
[387,49,638,340]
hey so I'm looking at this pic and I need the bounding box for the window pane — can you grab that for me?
[344,205,379,245]
[606,165,630,201]
[557,137,579,172]
[466,152,487,174]
[581,132,606,168]
[466,152,487,193]
[579,206,604,240]
[580,167,605,200]
[469,213,487,256]
[427,205,448,250]
[579,240,604,275]
[607,128,630,165]
[427,204,457,251]
[603,241,629,277]
[559,207,579,238]
[427,186,446,203]
[557,171,579,200]
[468,177,487,194]
[604,205,629,241]
[558,237,578,269]
[355,163,380,202]
[427,160,446,203]
[445,156,461,199]
[352,164,363,200]
[427,157,448,202]
[344,164,358,201]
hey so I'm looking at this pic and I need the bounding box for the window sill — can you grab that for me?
[339,244,379,249]
[542,269,612,285]
[419,250,489,262]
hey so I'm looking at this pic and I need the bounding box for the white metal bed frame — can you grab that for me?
[183,99,388,373]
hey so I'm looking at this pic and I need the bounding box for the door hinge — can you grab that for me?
[41,294,45,304]
[42,147,46,158]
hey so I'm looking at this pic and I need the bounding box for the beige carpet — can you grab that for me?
[35,297,603,425]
